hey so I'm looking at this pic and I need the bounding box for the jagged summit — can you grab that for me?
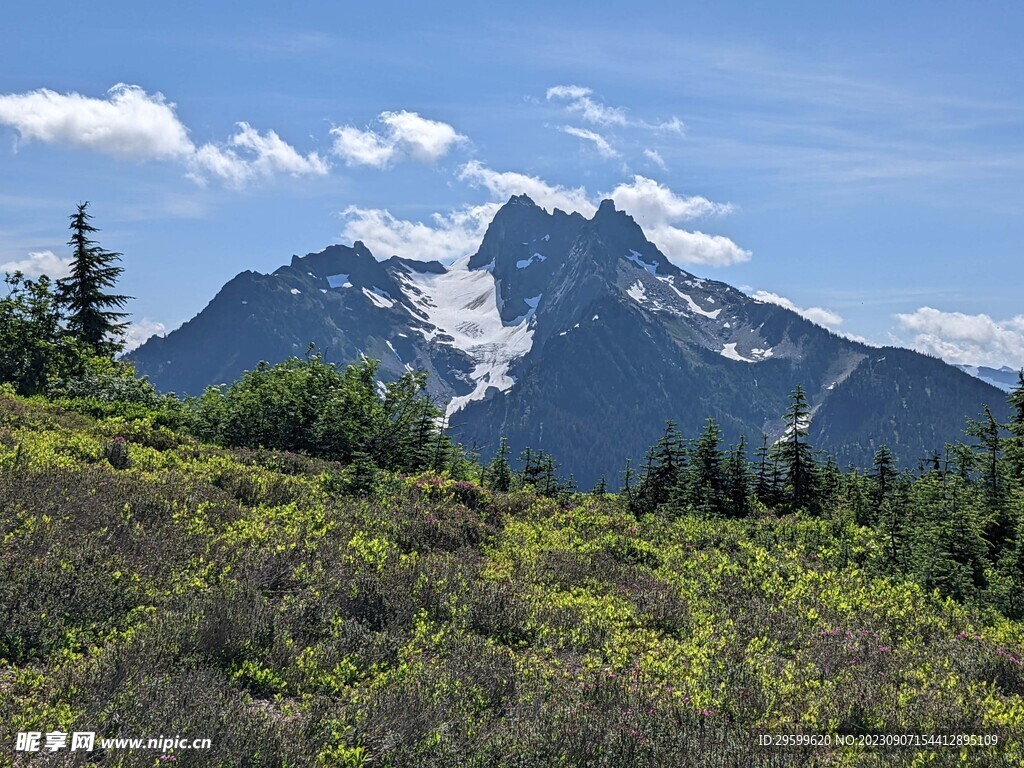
[129,199,1008,486]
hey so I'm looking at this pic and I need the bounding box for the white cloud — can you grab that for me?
[752,290,845,328]
[895,307,1024,369]
[344,164,750,269]
[331,110,466,168]
[546,84,684,134]
[0,84,328,187]
[341,203,499,263]
[607,175,749,266]
[643,148,667,169]
[190,123,329,187]
[0,83,193,160]
[608,175,733,221]
[546,85,629,127]
[560,126,619,158]
[458,161,595,215]
[122,318,167,352]
[0,250,73,279]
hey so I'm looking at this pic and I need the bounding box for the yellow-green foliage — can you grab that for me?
[0,390,1021,768]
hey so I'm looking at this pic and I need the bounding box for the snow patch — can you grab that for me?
[385,340,403,363]
[720,343,753,363]
[362,287,395,309]
[542,234,550,241]
[394,256,537,416]
[655,275,721,319]
[290,288,301,295]
[627,280,647,303]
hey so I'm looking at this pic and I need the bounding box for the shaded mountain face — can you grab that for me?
[130,196,1008,486]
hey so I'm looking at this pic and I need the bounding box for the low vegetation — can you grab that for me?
[2,206,1023,766]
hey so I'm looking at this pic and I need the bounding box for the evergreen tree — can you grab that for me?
[685,417,726,516]
[724,435,751,518]
[754,433,775,506]
[60,203,130,356]
[869,447,898,525]
[777,385,819,513]
[591,474,608,496]
[966,406,1004,507]
[1006,371,1024,483]
[489,437,512,492]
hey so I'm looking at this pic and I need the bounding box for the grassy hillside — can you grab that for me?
[1,391,1023,767]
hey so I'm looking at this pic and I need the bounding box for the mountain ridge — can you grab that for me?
[129,196,1008,485]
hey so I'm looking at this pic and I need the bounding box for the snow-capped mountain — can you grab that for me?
[129,195,1009,485]
[955,364,1021,393]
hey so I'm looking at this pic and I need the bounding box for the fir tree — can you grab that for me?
[686,417,726,516]
[777,385,819,513]
[489,437,512,492]
[724,435,751,518]
[60,202,131,356]
[869,447,898,525]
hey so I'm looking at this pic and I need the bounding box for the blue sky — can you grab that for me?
[1,1,1022,366]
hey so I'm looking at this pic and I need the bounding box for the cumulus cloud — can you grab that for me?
[190,122,329,187]
[0,84,193,159]
[643,148,667,170]
[343,163,750,268]
[895,307,1024,369]
[331,110,466,168]
[0,84,328,187]
[752,290,845,329]
[458,161,595,215]
[0,250,73,279]
[560,126,619,158]
[546,85,684,133]
[607,175,749,266]
[341,203,499,263]
[121,318,167,352]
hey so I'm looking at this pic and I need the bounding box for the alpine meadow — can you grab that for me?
[2,3,1024,767]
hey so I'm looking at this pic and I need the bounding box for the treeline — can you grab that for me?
[616,381,1024,617]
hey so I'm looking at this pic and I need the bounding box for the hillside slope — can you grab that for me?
[1,394,1022,766]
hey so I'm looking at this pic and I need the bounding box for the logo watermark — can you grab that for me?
[15,731,211,754]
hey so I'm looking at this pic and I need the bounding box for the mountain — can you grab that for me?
[129,196,1009,486]
[956,364,1021,393]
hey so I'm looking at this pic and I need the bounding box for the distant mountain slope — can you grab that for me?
[956,364,1021,393]
[130,196,1008,485]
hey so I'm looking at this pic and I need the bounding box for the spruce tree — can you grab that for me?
[60,202,131,356]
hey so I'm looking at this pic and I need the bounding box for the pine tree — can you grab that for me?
[60,202,131,356]
[591,474,608,496]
